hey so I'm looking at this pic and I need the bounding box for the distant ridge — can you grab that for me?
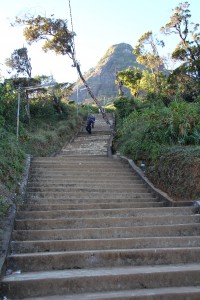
[69,43,141,104]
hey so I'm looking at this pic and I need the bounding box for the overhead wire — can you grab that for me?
[67,0,112,126]
[68,0,76,62]
[68,0,81,112]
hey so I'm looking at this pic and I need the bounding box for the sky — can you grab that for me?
[0,0,199,83]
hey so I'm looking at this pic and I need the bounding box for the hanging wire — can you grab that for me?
[68,0,76,62]
[68,0,81,112]
[67,0,111,126]
[68,0,74,32]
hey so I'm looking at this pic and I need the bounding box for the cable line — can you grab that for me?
[67,0,112,127]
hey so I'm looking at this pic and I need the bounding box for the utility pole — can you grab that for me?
[16,85,21,142]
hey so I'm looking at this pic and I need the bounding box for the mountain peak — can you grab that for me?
[70,43,140,103]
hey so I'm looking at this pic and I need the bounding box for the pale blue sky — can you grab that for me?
[0,0,199,83]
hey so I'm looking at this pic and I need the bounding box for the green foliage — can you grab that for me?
[104,104,115,113]
[20,109,81,156]
[140,71,168,98]
[115,101,200,161]
[0,78,87,195]
[113,97,136,118]
[81,104,100,114]
[0,128,25,189]
[133,31,166,96]
[0,197,10,218]
[14,15,75,57]
[30,99,61,118]
[5,47,32,77]
[161,1,200,99]
[167,66,200,102]
[113,2,199,105]
[116,68,142,97]
[0,82,19,128]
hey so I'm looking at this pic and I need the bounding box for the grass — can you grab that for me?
[0,106,87,217]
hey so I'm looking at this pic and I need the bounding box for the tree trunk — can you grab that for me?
[74,60,112,127]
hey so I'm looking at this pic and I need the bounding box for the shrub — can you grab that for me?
[0,129,25,189]
[115,101,200,161]
[114,97,136,118]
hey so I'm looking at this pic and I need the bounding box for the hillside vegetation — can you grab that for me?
[0,79,94,221]
[111,2,200,201]
[113,97,200,201]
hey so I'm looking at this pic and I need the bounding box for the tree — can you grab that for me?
[5,47,34,119]
[5,47,32,78]
[115,68,142,97]
[161,1,200,100]
[13,14,111,125]
[133,31,165,94]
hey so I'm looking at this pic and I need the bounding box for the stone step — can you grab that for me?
[32,155,115,161]
[12,223,200,241]
[29,169,136,176]
[30,163,134,173]
[29,161,131,168]
[74,133,110,138]
[17,199,166,212]
[30,160,130,166]
[16,205,178,220]
[14,215,200,230]
[29,170,136,176]
[29,174,139,181]
[6,248,200,273]
[31,157,116,162]
[26,186,148,193]
[11,236,200,254]
[28,174,139,181]
[62,138,110,144]
[26,182,143,189]
[30,160,128,166]
[30,165,131,170]
[60,151,108,156]
[25,192,156,200]
[63,136,110,142]
[31,166,130,172]
[71,135,110,140]
[27,178,142,185]
[72,131,109,137]
[62,143,109,147]
[27,178,145,188]
[15,287,200,300]
[32,157,118,162]
[77,130,111,134]
[2,264,200,298]
[16,206,195,217]
[30,163,135,172]
[22,198,161,207]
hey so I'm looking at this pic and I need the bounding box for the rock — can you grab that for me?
[69,43,142,103]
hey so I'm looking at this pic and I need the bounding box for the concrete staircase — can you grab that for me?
[1,113,200,299]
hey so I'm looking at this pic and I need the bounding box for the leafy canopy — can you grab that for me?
[5,47,32,78]
[161,1,200,81]
[134,31,165,74]
[116,68,142,97]
[13,15,75,58]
